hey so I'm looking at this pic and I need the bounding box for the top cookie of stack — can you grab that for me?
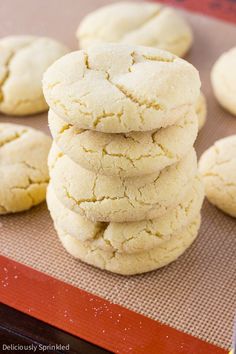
[43,43,200,178]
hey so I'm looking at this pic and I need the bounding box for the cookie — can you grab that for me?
[49,144,197,222]
[0,35,68,116]
[0,123,51,214]
[43,43,200,133]
[56,216,201,275]
[195,91,207,130]
[48,108,198,177]
[76,2,193,58]
[47,175,204,254]
[211,47,236,115]
[199,135,236,217]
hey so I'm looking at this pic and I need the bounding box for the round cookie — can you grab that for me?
[76,2,193,58]
[48,108,198,177]
[211,47,236,115]
[49,143,197,222]
[199,135,236,217]
[195,91,207,130]
[0,35,69,116]
[56,216,201,275]
[47,175,204,254]
[0,123,51,214]
[43,43,200,133]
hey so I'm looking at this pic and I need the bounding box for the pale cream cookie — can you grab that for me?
[56,216,201,275]
[47,175,204,254]
[0,35,68,116]
[0,123,51,214]
[76,2,193,58]
[195,91,207,130]
[211,47,236,116]
[48,108,198,177]
[48,144,197,222]
[43,43,200,133]
[199,135,236,217]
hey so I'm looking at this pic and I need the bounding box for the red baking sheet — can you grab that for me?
[158,0,236,24]
[0,255,226,354]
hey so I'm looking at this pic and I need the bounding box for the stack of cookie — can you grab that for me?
[43,43,204,275]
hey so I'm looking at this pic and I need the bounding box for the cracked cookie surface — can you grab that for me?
[0,36,68,116]
[49,143,197,222]
[56,215,201,275]
[47,176,204,254]
[43,43,200,133]
[211,47,236,116]
[0,123,51,214]
[76,2,193,58]
[195,91,207,131]
[48,108,198,177]
[199,135,236,217]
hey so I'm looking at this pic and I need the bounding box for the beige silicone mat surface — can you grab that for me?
[0,0,236,350]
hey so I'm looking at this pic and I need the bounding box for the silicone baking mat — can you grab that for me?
[0,1,236,353]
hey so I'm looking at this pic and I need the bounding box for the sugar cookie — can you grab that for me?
[76,2,193,57]
[0,35,68,116]
[199,135,236,217]
[0,123,51,214]
[43,43,200,133]
[211,47,236,115]
[195,91,207,130]
[47,175,204,254]
[48,108,198,177]
[49,144,197,222]
[57,216,200,275]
